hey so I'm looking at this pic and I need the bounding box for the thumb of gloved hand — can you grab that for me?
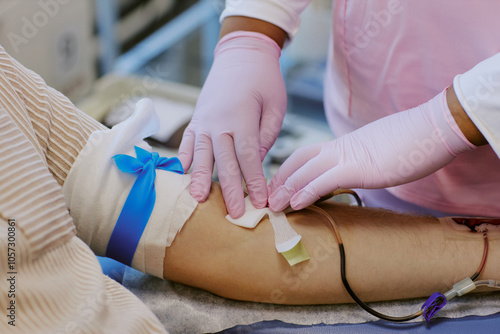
[268,89,476,212]
[178,31,287,218]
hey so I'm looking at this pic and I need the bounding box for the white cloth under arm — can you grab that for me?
[220,0,313,37]
[63,99,198,278]
[453,52,500,160]
[226,196,302,253]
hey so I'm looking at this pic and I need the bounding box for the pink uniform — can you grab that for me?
[222,0,500,216]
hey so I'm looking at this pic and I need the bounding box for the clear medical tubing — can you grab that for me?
[474,280,500,289]
[471,231,489,281]
[306,204,423,322]
[307,190,495,323]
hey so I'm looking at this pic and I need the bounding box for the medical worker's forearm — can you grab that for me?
[220,16,287,48]
[447,85,487,146]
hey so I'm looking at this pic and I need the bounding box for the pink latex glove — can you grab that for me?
[268,89,476,212]
[178,31,286,218]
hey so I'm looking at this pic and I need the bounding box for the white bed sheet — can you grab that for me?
[122,268,500,334]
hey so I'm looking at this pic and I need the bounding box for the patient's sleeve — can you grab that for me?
[0,45,166,333]
[0,45,107,186]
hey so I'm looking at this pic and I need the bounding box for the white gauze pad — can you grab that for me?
[63,98,198,278]
[226,197,309,265]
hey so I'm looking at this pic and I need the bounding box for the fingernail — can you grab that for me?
[189,183,207,203]
[254,198,267,209]
[269,187,289,212]
[268,178,281,194]
[229,203,244,219]
[268,179,276,193]
[290,189,314,210]
[267,185,274,198]
[190,190,205,202]
[244,180,267,208]
[251,189,268,209]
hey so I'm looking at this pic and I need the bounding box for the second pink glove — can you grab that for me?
[178,31,287,218]
[268,89,476,212]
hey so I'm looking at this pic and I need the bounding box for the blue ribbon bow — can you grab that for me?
[105,146,184,266]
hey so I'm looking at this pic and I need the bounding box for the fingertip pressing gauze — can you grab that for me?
[225,196,268,228]
[225,197,310,266]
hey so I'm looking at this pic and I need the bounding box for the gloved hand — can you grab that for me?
[178,31,287,218]
[268,89,476,212]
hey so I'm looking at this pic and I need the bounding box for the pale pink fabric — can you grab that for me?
[267,90,476,212]
[325,0,500,216]
[221,0,500,216]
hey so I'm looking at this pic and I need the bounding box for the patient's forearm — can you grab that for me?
[164,184,499,304]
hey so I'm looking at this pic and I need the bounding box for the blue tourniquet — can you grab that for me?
[105,146,183,266]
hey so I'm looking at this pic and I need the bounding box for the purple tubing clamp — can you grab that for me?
[421,292,447,323]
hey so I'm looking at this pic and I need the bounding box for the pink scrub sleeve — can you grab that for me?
[325,0,500,216]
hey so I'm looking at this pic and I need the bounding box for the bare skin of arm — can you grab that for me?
[164,183,499,305]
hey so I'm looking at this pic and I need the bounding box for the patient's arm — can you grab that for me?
[164,183,499,305]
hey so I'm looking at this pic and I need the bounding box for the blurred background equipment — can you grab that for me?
[0,0,94,102]
[0,0,192,102]
[0,0,334,176]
